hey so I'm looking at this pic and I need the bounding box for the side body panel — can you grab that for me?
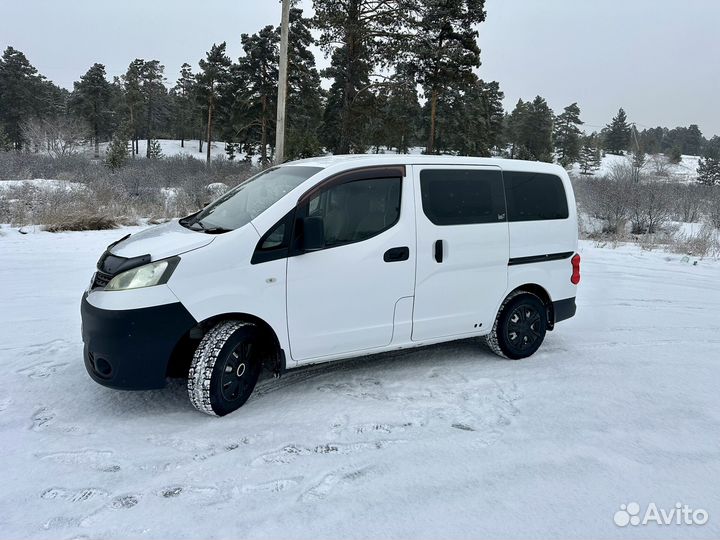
[504,166,579,305]
[286,173,417,363]
[410,165,509,341]
[166,225,292,355]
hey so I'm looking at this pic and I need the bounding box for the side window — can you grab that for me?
[251,211,293,264]
[419,169,506,226]
[306,177,402,248]
[504,171,569,221]
[260,221,286,249]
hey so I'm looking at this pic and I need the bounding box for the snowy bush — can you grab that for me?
[0,151,255,228]
[671,223,720,258]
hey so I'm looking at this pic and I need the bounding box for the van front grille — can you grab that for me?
[93,271,113,289]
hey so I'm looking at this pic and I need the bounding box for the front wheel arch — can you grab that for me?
[166,312,285,379]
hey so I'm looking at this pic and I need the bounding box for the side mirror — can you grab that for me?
[302,216,325,251]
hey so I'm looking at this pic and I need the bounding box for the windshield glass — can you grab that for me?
[183,166,322,232]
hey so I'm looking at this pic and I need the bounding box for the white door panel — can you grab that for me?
[411,165,509,341]
[287,175,415,362]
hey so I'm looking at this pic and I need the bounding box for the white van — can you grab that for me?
[81,156,580,416]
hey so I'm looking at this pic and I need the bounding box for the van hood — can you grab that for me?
[110,220,215,260]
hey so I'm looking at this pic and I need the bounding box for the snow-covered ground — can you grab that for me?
[0,179,86,193]
[96,139,229,160]
[569,153,700,182]
[1,226,719,539]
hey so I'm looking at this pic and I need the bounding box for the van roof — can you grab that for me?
[285,154,567,175]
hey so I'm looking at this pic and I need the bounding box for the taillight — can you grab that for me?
[571,253,581,284]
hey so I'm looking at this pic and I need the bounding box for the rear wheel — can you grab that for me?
[188,321,265,416]
[486,292,547,360]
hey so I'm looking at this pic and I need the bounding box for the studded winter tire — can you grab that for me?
[485,292,547,360]
[188,321,264,416]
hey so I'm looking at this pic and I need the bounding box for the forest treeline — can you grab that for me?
[1,0,719,184]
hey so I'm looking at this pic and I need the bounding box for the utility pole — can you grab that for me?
[275,0,291,164]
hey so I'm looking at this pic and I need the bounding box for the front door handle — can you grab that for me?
[434,240,443,263]
[383,246,410,262]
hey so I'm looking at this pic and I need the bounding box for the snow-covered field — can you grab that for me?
[1,226,719,539]
[569,153,700,182]
[0,179,86,193]
[96,139,229,160]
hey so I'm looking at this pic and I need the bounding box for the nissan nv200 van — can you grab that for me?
[81,156,580,416]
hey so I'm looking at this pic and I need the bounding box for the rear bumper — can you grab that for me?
[81,292,196,390]
[552,297,577,324]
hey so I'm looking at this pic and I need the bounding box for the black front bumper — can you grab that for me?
[81,293,197,390]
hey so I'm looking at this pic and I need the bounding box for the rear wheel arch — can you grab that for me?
[486,289,548,359]
[505,283,554,330]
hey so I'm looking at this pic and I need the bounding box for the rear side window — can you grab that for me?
[420,169,506,226]
[504,171,569,222]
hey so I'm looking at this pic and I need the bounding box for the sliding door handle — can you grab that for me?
[434,240,443,263]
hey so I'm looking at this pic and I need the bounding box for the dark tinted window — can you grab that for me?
[251,210,294,264]
[420,169,506,226]
[260,221,286,249]
[504,171,568,221]
[307,177,402,247]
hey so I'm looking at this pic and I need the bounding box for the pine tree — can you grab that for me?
[579,135,602,175]
[197,43,232,164]
[313,0,406,154]
[554,102,583,167]
[225,142,236,161]
[0,47,64,150]
[121,59,145,155]
[631,138,646,183]
[235,26,280,166]
[410,0,487,154]
[684,124,703,156]
[320,45,372,153]
[147,138,163,159]
[697,157,720,186]
[666,145,682,164]
[285,7,324,160]
[510,96,554,162]
[106,122,132,170]
[579,143,600,174]
[0,125,12,151]
[69,63,113,158]
[429,78,504,156]
[506,99,529,159]
[139,60,166,158]
[604,107,631,155]
[477,80,505,153]
[172,63,196,148]
[382,71,422,154]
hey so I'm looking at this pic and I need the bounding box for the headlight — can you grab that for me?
[105,257,180,291]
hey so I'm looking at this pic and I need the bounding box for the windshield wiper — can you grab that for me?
[187,219,232,234]
[202,226,233,234]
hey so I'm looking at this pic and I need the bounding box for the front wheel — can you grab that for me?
[485,292,547,360]
[188,321,264,416]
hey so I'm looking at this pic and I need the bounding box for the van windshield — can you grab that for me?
[181,165,322,233]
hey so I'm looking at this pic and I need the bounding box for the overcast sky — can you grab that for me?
[2,0,718,136]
